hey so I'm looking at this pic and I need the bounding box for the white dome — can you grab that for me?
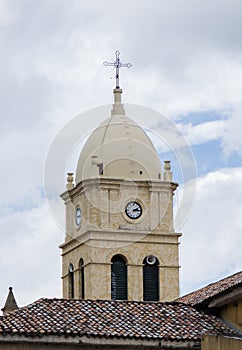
[75,90,162,183]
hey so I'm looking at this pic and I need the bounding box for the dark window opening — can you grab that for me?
[79,259,85,299]
[140,170,143,174]
[143,256,159,301]
[68,263,74,299]
[97,163,103,175]
[111,255,127,300]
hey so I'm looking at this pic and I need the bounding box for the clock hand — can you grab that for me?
[133,208,140,212]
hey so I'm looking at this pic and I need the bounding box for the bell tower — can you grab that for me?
[60,52,181,302]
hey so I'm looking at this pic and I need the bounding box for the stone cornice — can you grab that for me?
[60,229,181,254]
[64,177,178,200]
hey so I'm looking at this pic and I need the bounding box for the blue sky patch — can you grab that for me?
[175,110,229,126]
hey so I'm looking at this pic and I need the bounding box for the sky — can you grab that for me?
[1,0,242,308]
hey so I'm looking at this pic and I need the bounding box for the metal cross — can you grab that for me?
[103,51,132,89]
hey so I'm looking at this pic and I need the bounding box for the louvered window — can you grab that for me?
[111,255,127,300]
[143,256,159,301]
[68,263,74,299]
[79,259,85,299]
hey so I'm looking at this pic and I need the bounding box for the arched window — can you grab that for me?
[111,255,127,300]
[79,258,85,299]
[68,263,74,299]
[143,255,159,301]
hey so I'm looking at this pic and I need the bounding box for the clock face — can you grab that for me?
[75,208,82,226]
[125,201,142,219]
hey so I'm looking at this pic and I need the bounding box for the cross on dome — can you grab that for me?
[103,51,132,88]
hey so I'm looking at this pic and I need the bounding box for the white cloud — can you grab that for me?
[0,202,62,309]
[180,167,242,294]
[0,124,52,209]
[222,106,242,157]
[177,120,228,146]
[0,0,18,28]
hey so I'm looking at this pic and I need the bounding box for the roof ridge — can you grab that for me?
[177,270,242,305]
[205,270,242,287]
[10,297,198,312]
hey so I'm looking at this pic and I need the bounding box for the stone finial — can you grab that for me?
[1,287,19,315]
[66,172,74,190]
[111,88,125,115]
[163,160,172,181]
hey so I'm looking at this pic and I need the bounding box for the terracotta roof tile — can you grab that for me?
[0,299,240,341]
[177,270,242,306]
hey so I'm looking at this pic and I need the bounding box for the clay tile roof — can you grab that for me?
[0,299,240,341]
[177,270,242,306]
